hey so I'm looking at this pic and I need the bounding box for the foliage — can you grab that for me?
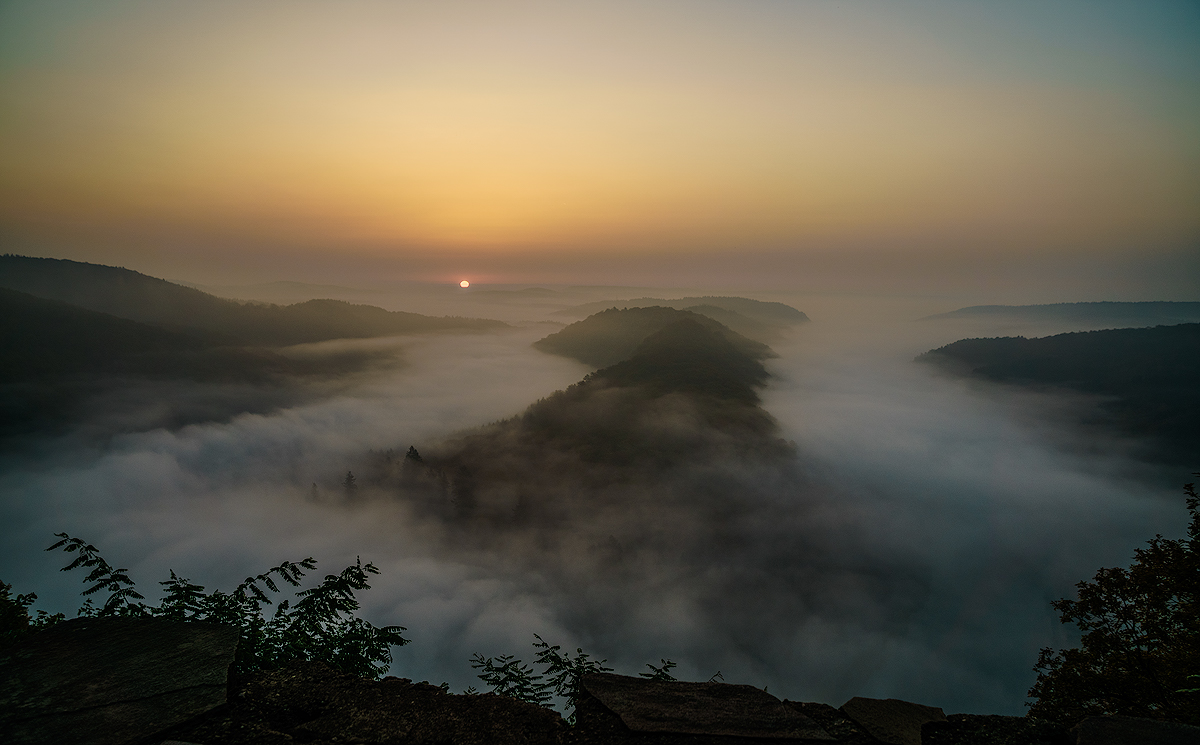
[470,653,552,706]
[640,658,678,681]
[0,581,65,649]
[532,634,615,718]
[473,635,686,721]
[43,533,408,679]
[1027,481,1200,724]
[1181,674,1200,694]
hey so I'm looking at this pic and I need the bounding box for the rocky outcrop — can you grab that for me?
[783,702,878,745]
[4,620,1196,745]
[837,697,946,745]
[0,616,238,745]
[165,662,565,745]
[570,673,835,744]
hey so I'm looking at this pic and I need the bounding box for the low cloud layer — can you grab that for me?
[0,296,1188,716]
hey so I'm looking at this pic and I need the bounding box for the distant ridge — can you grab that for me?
[0,255,507,345]
[555,296,809,323]
[920,301,1200,327]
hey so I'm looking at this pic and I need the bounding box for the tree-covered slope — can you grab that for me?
[386,314,787,532]
[0,287,407,446]
[919,323,1200,462]
[594,318,769,403]
[533,306,773,368]
[0,287,212,383]
[0,255,507,345]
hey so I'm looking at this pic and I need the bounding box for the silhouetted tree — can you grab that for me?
[342,470,358,500]
[1027,480,1200,724]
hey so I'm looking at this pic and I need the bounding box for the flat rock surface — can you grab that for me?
[783,702,878,744]
[1071,715,1200,745]
[580,673,834,740]
[165,662,565,745]
[839,697,946,745]
[0,616,238,745]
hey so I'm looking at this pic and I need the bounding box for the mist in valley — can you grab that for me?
[0,286,1187,716]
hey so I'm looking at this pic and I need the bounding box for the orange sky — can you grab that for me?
[1,1,1197,294]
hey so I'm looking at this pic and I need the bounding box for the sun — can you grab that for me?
[459,280,470,288]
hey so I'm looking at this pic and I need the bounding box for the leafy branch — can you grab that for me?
[473,635,689,721]
[41,533,408,679]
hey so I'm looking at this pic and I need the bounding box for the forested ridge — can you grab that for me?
[0,254,507,345]
[919,323,1200,463]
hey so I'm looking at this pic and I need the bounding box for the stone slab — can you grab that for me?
[0,616,238,745]
[1072,715,1200,745]
[580,673,834,740]
[838,696,947,745]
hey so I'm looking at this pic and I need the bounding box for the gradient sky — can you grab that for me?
[1,1,1197,294]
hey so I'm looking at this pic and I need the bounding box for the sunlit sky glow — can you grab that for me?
[1,1,1197,293]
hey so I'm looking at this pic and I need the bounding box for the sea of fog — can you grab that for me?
[0,289,1187,715]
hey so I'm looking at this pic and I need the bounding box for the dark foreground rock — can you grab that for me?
[921,714,1070,745]
[782,702,878,745]
[0,616,238,745]
[570,673,835,745]
[1070,715,1200,745]
[5,617,1194,745]
[166,662,565,745]
[838,697,947,745]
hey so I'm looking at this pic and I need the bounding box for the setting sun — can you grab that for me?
[459,280,470,288]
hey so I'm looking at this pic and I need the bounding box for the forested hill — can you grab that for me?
[553,296,808,342]
[0,255,507,345]
[0,287,312,445]
[919,323,1200,464]
[592,318,769,403]
[389,311,788,534]
[534,306,773,368]
[920,301,1200,328]
[0,287,210,382]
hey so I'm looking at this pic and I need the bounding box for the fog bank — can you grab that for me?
[0,293,1187,715]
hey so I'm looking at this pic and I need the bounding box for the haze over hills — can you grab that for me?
[918,323,1200,464]
[920,302,1200,328]
[534,306,774,368]
[0,255,508,346]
